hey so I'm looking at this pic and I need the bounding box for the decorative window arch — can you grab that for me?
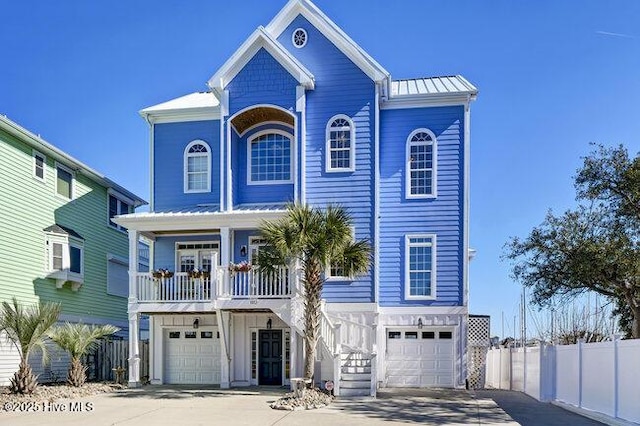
[326,114,355,172]
[406,129,437,198]
[183,140,211,193]
[247,130,293,185]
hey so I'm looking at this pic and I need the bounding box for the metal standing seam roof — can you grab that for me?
[390,75,478,97]
[139,91,220,115]
[123,203,287,218]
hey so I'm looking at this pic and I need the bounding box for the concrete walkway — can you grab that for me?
[0,386,604,425]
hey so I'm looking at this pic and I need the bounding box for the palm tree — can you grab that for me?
[257,204,371,382]
[48,322,119,387]
[0,298,61,394]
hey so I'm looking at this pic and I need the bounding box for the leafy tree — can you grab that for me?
[49,323,119,387]
[257,204,371,382]
[0,298,61,394]
[505,145,640,338]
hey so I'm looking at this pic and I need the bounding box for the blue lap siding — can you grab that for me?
[379,106,464,306]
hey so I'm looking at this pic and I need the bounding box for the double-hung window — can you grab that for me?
[406,129,437,198]
[33,150,46,182]
[326,227,356,280]
[326,115,355,172]
[405,234,436,300]
[184,140,211,193]
[108,193,132,231]
[248,131,292,184]
[56,163,74,199]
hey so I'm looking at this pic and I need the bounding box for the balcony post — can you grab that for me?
[220,227,230,297]
[128,229,139,302]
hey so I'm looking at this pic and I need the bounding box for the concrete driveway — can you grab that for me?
[0,386,603,426]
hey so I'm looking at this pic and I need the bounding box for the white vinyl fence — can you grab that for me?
[486,339,640,424]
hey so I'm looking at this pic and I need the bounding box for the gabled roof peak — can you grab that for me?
[207,25,315,94]
[266,0,390,83]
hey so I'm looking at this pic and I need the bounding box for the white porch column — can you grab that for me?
[290,330,298,379]
[128,230,139,303]
[128,311,140,387]
[218,309,231,388]
[220,227,230,266]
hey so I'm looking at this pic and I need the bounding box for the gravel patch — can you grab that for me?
[270,388,333,410]
[0,382,125,405]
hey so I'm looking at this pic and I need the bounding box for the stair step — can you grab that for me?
[339,388,371,397]
[341,359,371,367]
[340,352,370,360]
[341,366,371,374]
[340,380,371,389]
[341,373,371,381]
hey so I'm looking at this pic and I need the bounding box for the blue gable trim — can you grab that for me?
[227,48,299,115]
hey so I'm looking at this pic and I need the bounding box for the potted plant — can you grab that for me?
[152,268,174,279]
[228,261,252,274]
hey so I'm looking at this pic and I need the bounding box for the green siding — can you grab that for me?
[0,128,129,323]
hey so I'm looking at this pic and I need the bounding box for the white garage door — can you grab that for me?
[164,328,221,384]
[386,329,455,387]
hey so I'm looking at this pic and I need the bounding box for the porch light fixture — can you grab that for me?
[417,318,423,329]
[266,318,272,329]
[193,318,200,329]
[240,245,247,257]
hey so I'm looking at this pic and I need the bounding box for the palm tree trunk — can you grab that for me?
[303,264,322,384]
[68,357,88,387]
[9,360,38,394]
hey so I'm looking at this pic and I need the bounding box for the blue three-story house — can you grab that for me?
[116,0,477,396]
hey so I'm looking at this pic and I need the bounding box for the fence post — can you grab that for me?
[577,339,583,409]
[613,336,619,419]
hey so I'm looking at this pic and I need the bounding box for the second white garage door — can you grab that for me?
[385,329,455,387]
[164,328,221,384]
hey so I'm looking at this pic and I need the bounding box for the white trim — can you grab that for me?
[291,27,308,48]
[148,120,155,211]
[374,84,380,304]
[246,129,294,186]
[265,0,389,82]
[174,241,220,272]
[324,302,377,313]
[207,26,314,93]
[404,234,436,300]
[32,149,46,182]
[381,94,477,110]
[113,209,286,233]
[325,114,355,173]
[142,109,220,124]
[220,96,227,211]
[378,306,467,316]
[54,161,75,200]
[236,120,295,138]
[405,128,437,199]
[296,86,306,202]
[463,99,471,307]
[44,231,85,290]
[183,140,212,194]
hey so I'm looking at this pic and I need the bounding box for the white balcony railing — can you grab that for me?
[134,266,291,303]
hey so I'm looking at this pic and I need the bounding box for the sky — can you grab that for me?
[2,0,640,337]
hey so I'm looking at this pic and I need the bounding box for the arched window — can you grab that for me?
[326,115,355,172]
[184,140,211,193]
[248,131,292,184]
[406,129,437,198]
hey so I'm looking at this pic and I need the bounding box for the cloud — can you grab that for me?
[596,31,635,39]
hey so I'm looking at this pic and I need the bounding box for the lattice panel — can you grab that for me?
[467,346,488,389]
[468,316,490,346]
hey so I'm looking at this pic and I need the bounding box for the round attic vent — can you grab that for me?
[292,28,307,48]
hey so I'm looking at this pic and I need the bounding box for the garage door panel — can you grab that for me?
[164,328,220,385]
[386,329,455,388]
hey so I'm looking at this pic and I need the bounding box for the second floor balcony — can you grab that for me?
[132,266,292,304]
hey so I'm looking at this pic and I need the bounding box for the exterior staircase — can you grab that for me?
[339,351,375,397]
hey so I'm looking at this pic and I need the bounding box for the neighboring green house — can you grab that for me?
[0,115,146,384]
